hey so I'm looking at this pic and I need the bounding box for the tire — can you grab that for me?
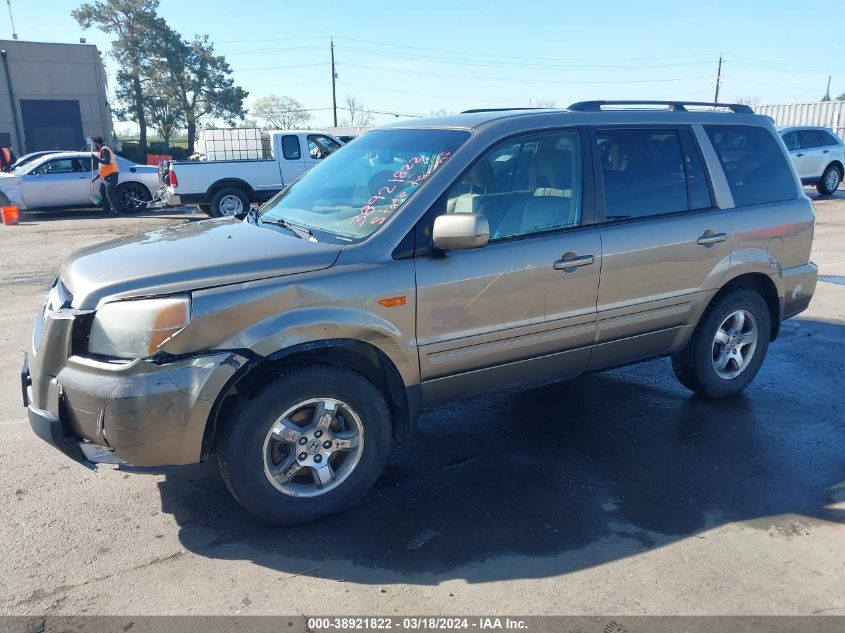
[218,365,392,524]
[208,187,249,218]
[816,163,842,196]
[671,288,771,398]
[197,203,211,216]
[117,182,152,213]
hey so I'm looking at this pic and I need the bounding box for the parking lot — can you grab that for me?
[1,195,843,616]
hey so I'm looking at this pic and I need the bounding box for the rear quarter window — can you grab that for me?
[705,124,797,207]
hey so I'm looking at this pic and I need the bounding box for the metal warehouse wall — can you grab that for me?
[0,39,113,153]
[755,102,845,141]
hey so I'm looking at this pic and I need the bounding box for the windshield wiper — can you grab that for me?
[258,216,314,240]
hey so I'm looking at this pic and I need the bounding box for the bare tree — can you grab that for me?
[252,95,312,129]
[342,94,373,127]
[528,98,557,108]
[735,95,761,108]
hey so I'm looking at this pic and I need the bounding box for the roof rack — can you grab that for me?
[460,107,554,114]
[567,100,753,114]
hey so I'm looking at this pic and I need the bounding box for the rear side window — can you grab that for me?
[596,128,711,220]
[818,130,841,146]
[281,135,301,160]
[705,125,797,207]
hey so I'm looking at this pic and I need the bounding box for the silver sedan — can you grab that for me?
[0,151,162,212]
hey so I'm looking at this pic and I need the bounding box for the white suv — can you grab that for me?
[780,126,844,195]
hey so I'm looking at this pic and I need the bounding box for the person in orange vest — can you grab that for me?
[0,146,16,172]
[90,136,123,215]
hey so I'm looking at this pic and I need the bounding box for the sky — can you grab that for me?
[4,0,844,130]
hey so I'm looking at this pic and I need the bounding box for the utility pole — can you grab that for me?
[823,75,831,101]
[330,38,338,127]
[6,0,18,40]
[714,55,722,103]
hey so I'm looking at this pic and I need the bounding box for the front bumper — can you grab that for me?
[24,348,247,468]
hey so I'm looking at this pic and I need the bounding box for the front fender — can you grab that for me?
[159,260,420,387]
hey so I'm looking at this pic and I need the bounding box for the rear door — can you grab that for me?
[20,157,91,208]
[589,126,731,370]
[414,128,602,404]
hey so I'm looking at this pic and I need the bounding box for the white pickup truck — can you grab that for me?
[162,130,344,217]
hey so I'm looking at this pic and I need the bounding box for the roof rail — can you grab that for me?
[567,100,754,114]
[460,107,554,114]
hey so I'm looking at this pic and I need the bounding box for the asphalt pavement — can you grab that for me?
[0,197,843,617]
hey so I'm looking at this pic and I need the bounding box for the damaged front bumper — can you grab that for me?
[24,345,247,469]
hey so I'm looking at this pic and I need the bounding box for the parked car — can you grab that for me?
[0,152,161,212]
[23,101,817,524]
[780,126,844,195]
[9,150,61,172]
[161,130,344,217]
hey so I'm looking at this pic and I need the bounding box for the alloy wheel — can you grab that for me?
[711,309,758,380]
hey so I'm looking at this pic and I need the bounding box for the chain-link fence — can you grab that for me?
[114,134,191,163]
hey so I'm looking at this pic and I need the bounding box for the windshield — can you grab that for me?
[258,128,470,242]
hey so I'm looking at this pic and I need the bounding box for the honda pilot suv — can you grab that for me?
[22,101,817,524]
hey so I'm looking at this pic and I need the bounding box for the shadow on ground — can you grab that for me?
[158,318,845,583]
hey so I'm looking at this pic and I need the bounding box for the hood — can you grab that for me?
[61,218,342,309]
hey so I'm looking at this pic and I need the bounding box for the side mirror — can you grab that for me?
[432,213,489,251]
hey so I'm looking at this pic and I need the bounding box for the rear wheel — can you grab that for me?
[816,163,842,196]
[117,182,152,213]
[671,288,771,398]
[209,187,249,218]
[218,366,392,524]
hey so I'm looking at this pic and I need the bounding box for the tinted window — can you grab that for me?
[818,130,840,146]
[444,130,583,239]
[597,128,689,219]
[782,131,799,151]
[281,135,301,160]
[679,131,713,211]
[705,125,797,207]
[35,158,87,174]
[797,130,824,149]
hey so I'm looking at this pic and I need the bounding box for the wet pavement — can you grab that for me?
[1,194,844,615]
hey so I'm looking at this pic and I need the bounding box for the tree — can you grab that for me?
[342,94,372,127]
[144,83,185,146]
[73,0,161,160]
[837,93,845,101]
[735,95,761,108]
[252,95,312,129]
[156,30,248,153]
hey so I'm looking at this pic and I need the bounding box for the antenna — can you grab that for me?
[6,0,17,40]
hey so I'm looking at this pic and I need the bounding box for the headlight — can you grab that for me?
[88,296,191,359]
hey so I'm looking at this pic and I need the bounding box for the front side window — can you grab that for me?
[443,130,583,239]
[782,131,799,151]
[307,134,342,160]
[705,124,797,207]
[597,128,691,219]
[259,128,469,243]
[33,158,87,175]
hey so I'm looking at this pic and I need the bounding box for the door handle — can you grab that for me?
[553,254,595,271]
[796,153,804,157]
[823,149,830,154]
[697,232,728,245]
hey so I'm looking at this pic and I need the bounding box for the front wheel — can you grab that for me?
[218,366,392,524]
[816,164,842,196]
[671,289,771,398]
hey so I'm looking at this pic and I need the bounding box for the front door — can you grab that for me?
[414,129,601,405]
[589,126,731,369]
[20,156,92,209]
